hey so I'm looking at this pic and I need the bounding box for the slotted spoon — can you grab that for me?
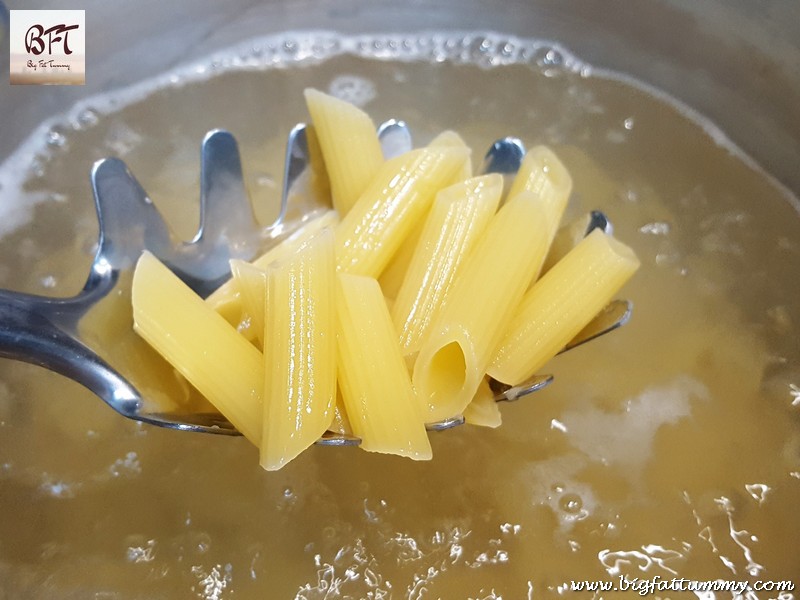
[0,121,631,444]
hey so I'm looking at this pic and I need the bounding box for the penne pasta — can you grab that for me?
[336,273,432,460]
[392,174,502,356]
[488,229,640,385]
[428,130,474,181]
[335,145,470,278]
[540,211,597,274]
[463,379,502,428]
[132,251,263,445]
[379,133,473,298]
[412,192,552,423]
[206,210,339,325]
[229,259,267,347]
[506,145,572,251]
[304,88,384,215]
[260,230,337,470]
[329,390,354,436]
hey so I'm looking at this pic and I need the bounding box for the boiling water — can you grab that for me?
[0,33,798,598]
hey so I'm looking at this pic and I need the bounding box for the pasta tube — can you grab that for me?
[304,88,384,215]
[229,259,267,346]
[392,174,502,356]
[336,273,432,460]
[463,379,502,428]
[132,251,263,445]
[428,129,474,181]
[261,230,337,470]
[335,145,470,278]
[379,133,472,298]
[488,229,640,384]
[329,391,354,436]
[206,210,338,324]
[507,145,572,250]
[412,192,551,423]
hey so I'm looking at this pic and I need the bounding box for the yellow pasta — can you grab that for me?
[392,174,502,356]
[506,145,572,250]
[378,133,472,298]
[378,130,472,299]
[336,273,432,460]
[488,229,641,385]
[463,379,502,428]
[304,88,384,215]
[412,192,551,423]
[428,130,474,180]
[206,210,338,324]
[335,145,470,278]
[541,212,595,274]
[132,251,263,445]
[229,259,267,346]
[260,230,337,470]
[329,391,354,437]
[130,85,641,468]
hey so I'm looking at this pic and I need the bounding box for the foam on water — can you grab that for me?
[1,31,797,241]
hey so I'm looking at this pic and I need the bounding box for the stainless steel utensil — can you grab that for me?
[0,122,631,442]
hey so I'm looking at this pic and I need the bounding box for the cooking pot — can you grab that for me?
[1,1,798,597]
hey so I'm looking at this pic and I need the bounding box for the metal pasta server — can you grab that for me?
[0,121,631,442]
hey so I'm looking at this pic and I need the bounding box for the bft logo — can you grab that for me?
[9,10,85,85]
[25,23,81,56]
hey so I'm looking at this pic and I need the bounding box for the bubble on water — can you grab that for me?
[126,538,157,563]
[559,493,584,514]
[40,474,80,498]
[500,522,521,535]
[624,117,635,130]
[108,451,142,477]
[73,108,100,129]
[40,275,57,289]
[640,221,671,235]
[619,187,639,203]
[191,563,231,600]
[328,74,376,107]
[28,157,47,179]
[45,126,68,149]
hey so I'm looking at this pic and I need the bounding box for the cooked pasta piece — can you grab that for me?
[428,130,474,180]
[336,273,432,460]
[392,174,502,356]
[329,391,354,437]
[260,230,337,470]
[412,192,551,423]
[488,229,640,384]
[132,251,263,445]
[506,145,572,251]
[379,132,473,298]
[335,145,470,277]
[541,211,597,274]
[304,88,384,215]
[229,259,267,346]
[463,379,502,428]
[206,210,338,325]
